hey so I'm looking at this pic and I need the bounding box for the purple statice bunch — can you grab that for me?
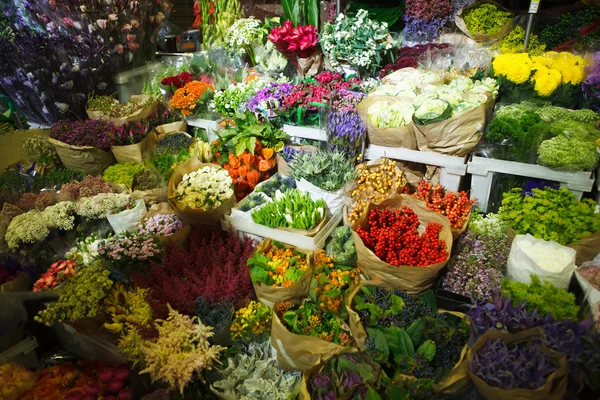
[247,82,295,117]
[330,90,365,113]
[98,231,162,270]
[470,339,557,390]
[110,120,151,146]
[281,145,310,163]
[138,214,184,237]
[327,111,366,160]
[583,52,600,112]
[50,119,115,151]
[0,26,112,125]
[442,231,510,302]
[403,16,447,44]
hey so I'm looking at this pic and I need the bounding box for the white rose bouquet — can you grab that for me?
[175,166,234,210]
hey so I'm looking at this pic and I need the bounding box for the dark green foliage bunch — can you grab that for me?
[354,287,469,386]
[499,187,600,245]
[486,111,547,163]
[501,276,579,321]
[540,7,600,49]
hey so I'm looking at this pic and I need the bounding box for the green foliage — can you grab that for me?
[282,0,319,27]
[102,163,146,187]
[325,226,357,266]
[537,136,598,171]
[151,150,190,180]
[499,26,545,55]
[501,275,579,321]
[499,187,600,245]
[290,150,358,192]
[540,7,600,50]
[486,111,547,163]
[463,3,512,35]
[251,189,326,230]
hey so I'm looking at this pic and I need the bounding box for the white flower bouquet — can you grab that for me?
[175,166,233,210]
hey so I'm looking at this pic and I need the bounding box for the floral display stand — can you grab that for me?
[468,155,596,212]
[221,209,342,250]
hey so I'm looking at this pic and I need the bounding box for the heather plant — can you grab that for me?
[131,229,256,318]
[50,119,115,151]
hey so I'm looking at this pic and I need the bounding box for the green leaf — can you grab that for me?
[419,290,437,313]
[323,289,342,298]
[235,139,247,156]
[283,311,298,329]
[250,266,269,284]
[417,340,436,362]
[406,319,425,345]
[284,267,304,282]
[366,387,382,400]
[366,327,389,363]
[386,327,414,360]
[304,0,320,28]
[273,241,286,249]
[390,294,405,314]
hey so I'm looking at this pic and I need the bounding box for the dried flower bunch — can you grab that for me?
[60,175,113,200]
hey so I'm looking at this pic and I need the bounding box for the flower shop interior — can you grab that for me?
[2,0,600,399]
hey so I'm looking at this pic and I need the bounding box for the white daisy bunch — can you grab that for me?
[320,9,394,72]
[175,166,233,210]
[224,17,263,57]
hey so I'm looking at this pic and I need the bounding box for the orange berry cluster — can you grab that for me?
[413,180,476,229]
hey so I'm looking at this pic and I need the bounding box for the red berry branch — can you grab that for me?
[413,180,476,229]
[355,207,448,267]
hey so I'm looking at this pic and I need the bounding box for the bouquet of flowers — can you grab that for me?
[224,17,265,66]
[168,80,215,117]
[230,301,272,342]
[138,214,185,237]
[268,20,320,77]
[98,231,162,272]
[403,0,453,44]
[247,241,310,287]
[33,259,77,292]
[174,166,233,210]
[583,52,600,112]
[321,10,393,74]
[50,120,114,151]
[492,52,586,108]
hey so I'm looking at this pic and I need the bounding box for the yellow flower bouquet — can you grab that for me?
[492,51,587,108]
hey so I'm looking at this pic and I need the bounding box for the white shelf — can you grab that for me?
[468,156,595,212]
[185,117,222,141]
[282,124,327,141]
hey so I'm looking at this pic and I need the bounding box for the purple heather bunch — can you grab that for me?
[470,339,557,390]
[404,0,453,22]
[138,214,184,237]
[110,120,151,146]
[97,231,162,271]
[441,231,510,301]
[326,110,366,160]
[247,82,295,116]
[50,119,114,151]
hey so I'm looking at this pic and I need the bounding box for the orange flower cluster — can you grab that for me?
[220,139,277,201]
[310,250,360,314]
[169,80,214,116]
[19,361,101,400]
[413,180,477,229]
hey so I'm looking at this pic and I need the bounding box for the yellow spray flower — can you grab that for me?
[561,65,585,85]
[492,53,533,84]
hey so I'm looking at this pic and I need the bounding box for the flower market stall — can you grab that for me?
[2,0,600,399]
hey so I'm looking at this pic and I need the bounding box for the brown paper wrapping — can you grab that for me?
[507,227,600,266]
[413,101,488,156]
[296,52,323,79]
[131,187,168,205]
[86,95,158,126]
[357,96,417,149]
[167,158,235,226]
[455,0,514,43]
[111,130,159,164]
[270,313,356,371]
[352,195,452,295]
[345,280,470,395]
[251,239,314,307]
[155,120,188,140]
[140,202,192,247]
[48,137,115,176]
[276,144,319,176]
[465,329,568,400]
[0,274,30,292]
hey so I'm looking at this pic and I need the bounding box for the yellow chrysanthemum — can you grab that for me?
[533,67,562,97]
[561,65,586,85]
[532,56,549,66]
[492,53,533,84]
[531,62,547,71]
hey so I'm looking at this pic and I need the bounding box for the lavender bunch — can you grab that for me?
[281,145,309,163]
[403,16,447,44]
[138,214,184,237]
[326,111,366,160]
[441,231,510,301]
[247,82,295,117]
[470,339,557,390]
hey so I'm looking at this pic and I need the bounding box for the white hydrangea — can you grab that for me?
[175,166,233,210]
